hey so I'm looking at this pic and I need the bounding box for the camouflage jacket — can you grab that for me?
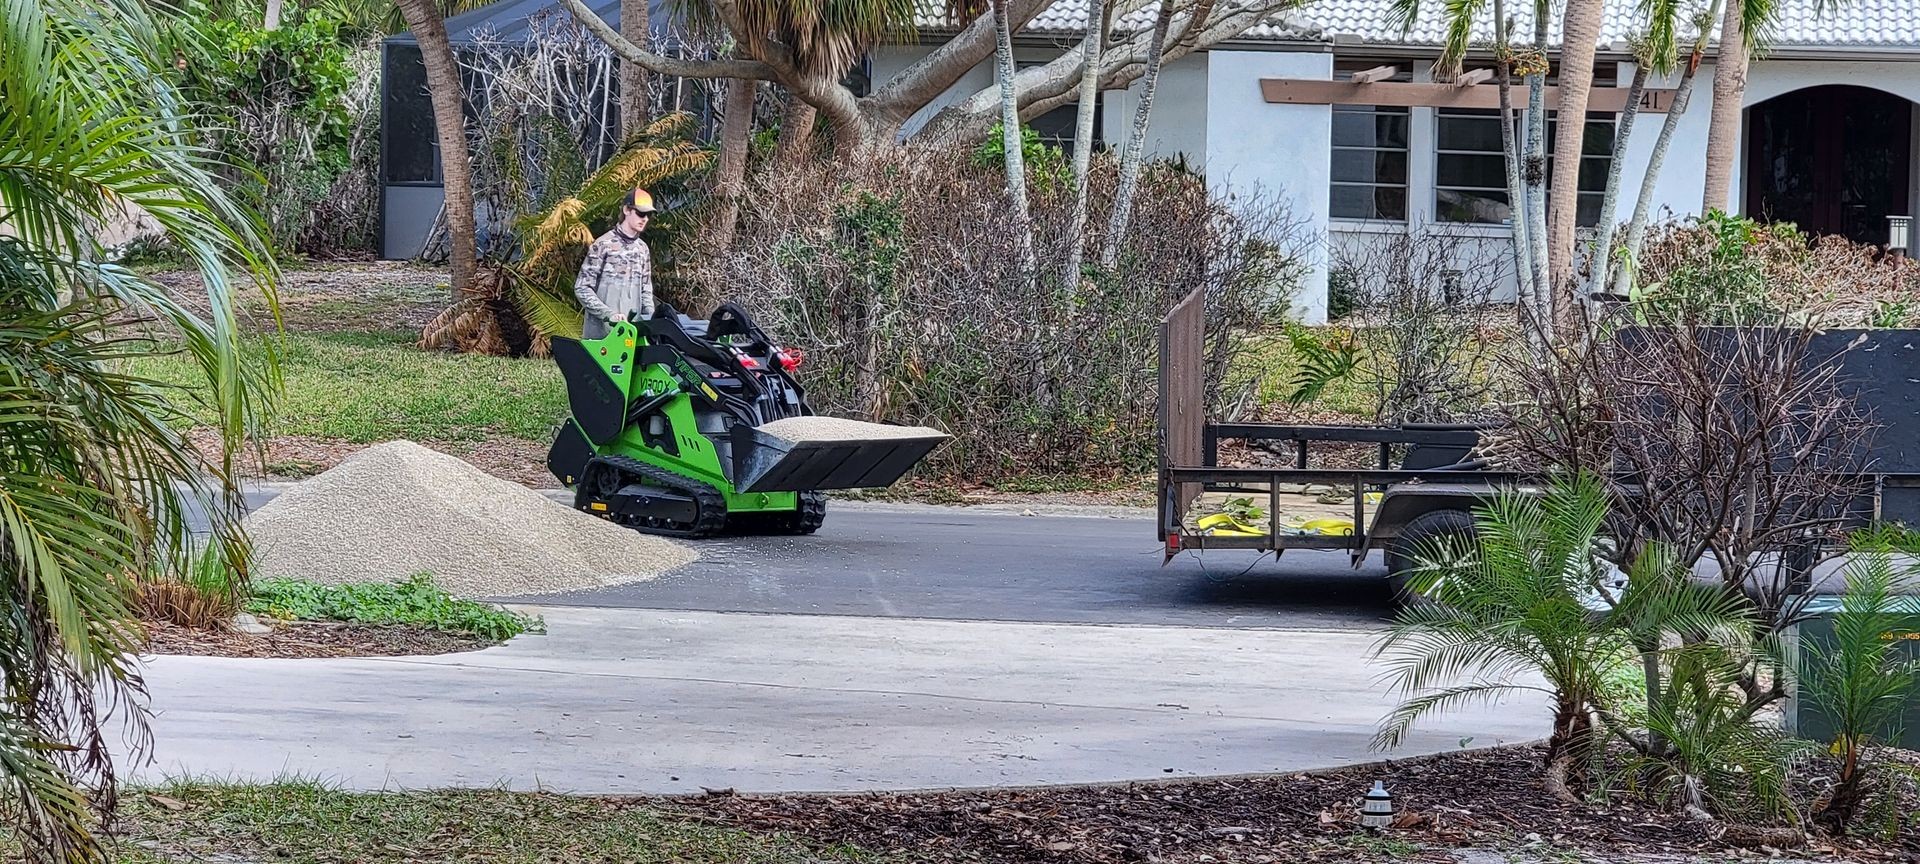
[573,227,654,339]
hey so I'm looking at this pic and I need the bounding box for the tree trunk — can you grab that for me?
[992,0,1037,282]
[1493,0,1533,338]
[1546,0,1604,333]
[1613,57,1701,296]
[1589,65,1647,296]
[711,77,756,253]
[396,0,476,299]
[1100,0,1175,268]
[264,0,283,29]
[1061,0,1109,289]
[1702,0,1745,213]
[619,0,650,137]
[1523,29,1549,334]
[776,91,818,165]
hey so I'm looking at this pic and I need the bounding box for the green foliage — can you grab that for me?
[172,8,366,252]
[0,0,278,857]
[971,123,1071,195]
[1374,475,1631,756]
[137,540,244,629]
[249,576,541,642]
[1326,266,1360,321]
[1630,211,1798,324]
[1849,523,1920,554]
[1281,323,1359,405]
[1803,553,1920,833]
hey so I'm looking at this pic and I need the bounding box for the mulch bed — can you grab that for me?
[670,745,1918,863]
[143,619,491,659]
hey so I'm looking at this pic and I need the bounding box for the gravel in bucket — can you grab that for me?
[756,416,947,443]
[244,441,696,598]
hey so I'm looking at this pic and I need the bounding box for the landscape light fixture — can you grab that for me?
[1890,215,1911,261]
[1360,780,1395,829]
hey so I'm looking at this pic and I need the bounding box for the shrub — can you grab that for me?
[248,574,539,642]
[175,9,374,254]
[1633,212,1920,326]
[136,541,244,630]
[690,147,1306,479]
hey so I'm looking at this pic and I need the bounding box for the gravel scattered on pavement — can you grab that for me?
[244,440,695,597]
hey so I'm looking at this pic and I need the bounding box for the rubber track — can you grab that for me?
[582,455,728,539]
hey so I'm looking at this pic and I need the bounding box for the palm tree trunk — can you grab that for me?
[619,0,651,136]
[1100,0,1175,269]
[1492,0,1534,336]
[1613,56,1702,297]
[1061,0,1110,288]
[992,0,1037,282]
[1546,0,1604,333]
[711,76,756,253]
[776,91,818,165]
[1701,0,1745,213]
[1523,14,1550,334]
[396,0,477,299]
[1589,65,1647,295]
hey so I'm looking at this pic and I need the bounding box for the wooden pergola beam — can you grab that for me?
[1347,64,1398,84]
[1259,78,1678,113]
[1453,68,1494,88]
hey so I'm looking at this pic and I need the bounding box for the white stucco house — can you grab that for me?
[879,0,1920,322]
[384,0,1920,322]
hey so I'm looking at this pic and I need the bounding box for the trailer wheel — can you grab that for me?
[1385,508,1477,608]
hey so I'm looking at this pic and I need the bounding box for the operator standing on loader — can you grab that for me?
[574,187,657,340]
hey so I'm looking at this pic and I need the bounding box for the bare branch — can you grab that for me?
[556,0,773,79]
[865,0,1057,123]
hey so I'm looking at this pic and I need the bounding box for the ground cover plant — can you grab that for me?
[249,574,540,641]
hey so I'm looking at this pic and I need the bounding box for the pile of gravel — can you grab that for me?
[244,441,695,598]
[757,416,947,443]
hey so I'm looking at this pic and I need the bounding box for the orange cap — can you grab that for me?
[627,187,657,213]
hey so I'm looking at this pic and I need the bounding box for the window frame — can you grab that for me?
[1329,60,1413,223]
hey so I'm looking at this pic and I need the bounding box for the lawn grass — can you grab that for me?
[122,330,566,442]
[113,783,885,864]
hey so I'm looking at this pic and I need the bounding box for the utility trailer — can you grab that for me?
[1154,290,1920,601]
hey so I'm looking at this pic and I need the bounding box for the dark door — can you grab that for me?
[1746,85,1912,244]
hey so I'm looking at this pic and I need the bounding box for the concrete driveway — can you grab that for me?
[136,605,1544,793]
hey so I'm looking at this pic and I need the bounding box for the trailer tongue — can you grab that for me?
[546,303,948,537]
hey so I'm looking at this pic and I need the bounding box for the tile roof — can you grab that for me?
[924,0,1920,52]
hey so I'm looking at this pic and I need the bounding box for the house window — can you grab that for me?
[1434,108,1615,226]
[1330,61,1410,221]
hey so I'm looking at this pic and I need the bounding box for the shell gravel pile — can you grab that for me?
[244,441,695,598]
[757,416,947,442]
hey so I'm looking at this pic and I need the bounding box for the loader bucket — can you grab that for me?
[731,422,948,493]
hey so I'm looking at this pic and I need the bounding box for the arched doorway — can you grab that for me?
[1745,84,1913,244]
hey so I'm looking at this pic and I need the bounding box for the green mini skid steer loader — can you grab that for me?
[546,302,947,538]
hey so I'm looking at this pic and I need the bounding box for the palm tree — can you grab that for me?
[620,0,650,133]
[1545,0,1605,331]
[1591,0,1694,295]
[1611,0,1719,297]
[1,0,275,858]
[1699,0,1748,211]
[710,77,757,251]
[1061,0,1111,289]
[395,0,477,301]
[1100,0,1176,269]
[991,0,1038,282]
[1373,475,1630,802]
